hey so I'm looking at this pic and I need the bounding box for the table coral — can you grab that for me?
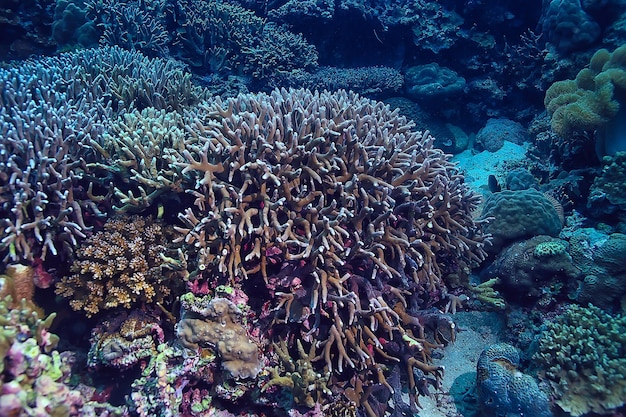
[534,304,626,416]
[55,215,184,317]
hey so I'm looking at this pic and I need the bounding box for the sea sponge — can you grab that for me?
[534,304,626,416]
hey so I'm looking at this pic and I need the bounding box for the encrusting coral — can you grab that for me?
[176,293,262,380]
[55,215,184,317]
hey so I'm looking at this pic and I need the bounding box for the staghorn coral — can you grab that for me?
[534,304,626,416]
[0,46,208,262]
[55,215,184,317]
[262,338,331,408]
[242,22,318,86]
[0,53,109,262]
[284,66,404,99]
[87,107,188,212]
[171,88,488,414]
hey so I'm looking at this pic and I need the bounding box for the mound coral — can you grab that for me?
[479,189,563,253]
[534,304,626,416]
[55,215,184,317]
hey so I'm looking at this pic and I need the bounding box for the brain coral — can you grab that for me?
[477,343,553,417]
[480,189,563,253]
[534,304,626,416]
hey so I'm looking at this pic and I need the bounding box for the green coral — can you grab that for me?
[545,44,626,146]
[534,304,626,416]
[533,241,567,257]
[471,278,506,310]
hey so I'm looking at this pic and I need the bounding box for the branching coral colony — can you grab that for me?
[171,88,489,415]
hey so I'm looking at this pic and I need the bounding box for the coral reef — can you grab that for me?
[534,304,626,416]
[84,0,318,84]
[55,215,184,317]
[170,87,488,414]
[477,343,553,417]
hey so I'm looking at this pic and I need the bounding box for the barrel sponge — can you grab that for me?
[480,189,563,252]
[534,304,626,416]
[477,343,553,417]
[545,45,626,154]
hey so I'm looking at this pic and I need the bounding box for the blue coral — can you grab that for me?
[477,343,553,417]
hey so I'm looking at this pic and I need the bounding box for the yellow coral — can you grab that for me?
[55,215,181,317]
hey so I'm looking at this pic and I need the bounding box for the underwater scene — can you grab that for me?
[1,0,626,416]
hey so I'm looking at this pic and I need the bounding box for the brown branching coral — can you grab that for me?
[55,215,184,317]
[263,338,331,408]
[171,88,488,413]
